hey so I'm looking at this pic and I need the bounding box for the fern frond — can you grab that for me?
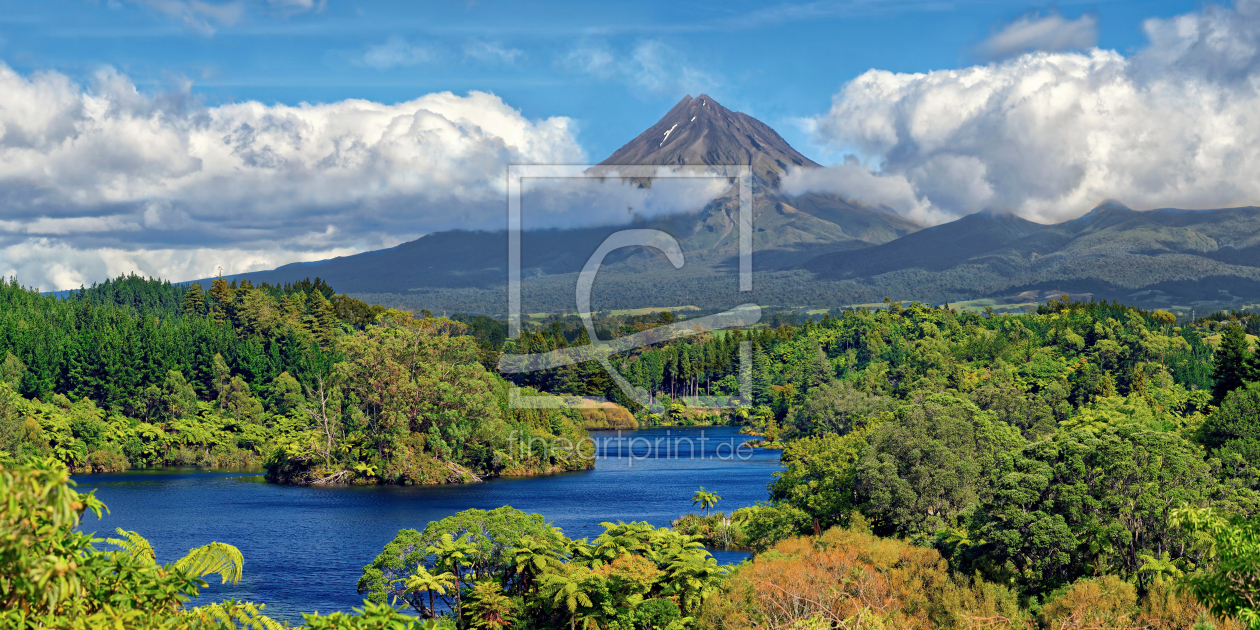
[187,600,284,630]
[104,528,157,564]
[174,541,245,585]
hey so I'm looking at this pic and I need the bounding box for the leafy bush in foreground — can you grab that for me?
[0,457,449,630]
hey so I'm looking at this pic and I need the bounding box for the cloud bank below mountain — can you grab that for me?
[790,0,1260,226]
[0,60,738,291]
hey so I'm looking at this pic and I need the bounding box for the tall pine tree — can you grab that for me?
[209,276,234,326]
[1212,324,1250,402]
[181,283,207,317]
[304,290,339,346]
[751,344,772,406]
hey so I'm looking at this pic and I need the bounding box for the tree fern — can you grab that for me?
[105,528,157,564]
[175,542,245,585]
[186,600,284,630]
[106,529,244,585]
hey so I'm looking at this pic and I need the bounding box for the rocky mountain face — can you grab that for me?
[598,94,819,187]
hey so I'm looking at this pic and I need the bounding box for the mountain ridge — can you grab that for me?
[212,97,1260,315]
[219,94,918,298]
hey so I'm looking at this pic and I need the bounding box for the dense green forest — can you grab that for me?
[0,274,590,483]
[499,296,1260,627]
[2,276,1259,628]
[500,297,1216,428]
[4,451,1257,629]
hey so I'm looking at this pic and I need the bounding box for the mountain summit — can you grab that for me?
[216,95,923,309]
[594,94,917,256]
[598,94,819,186]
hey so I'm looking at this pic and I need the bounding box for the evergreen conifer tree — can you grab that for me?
[1212,324,1250,402]
[280,291,307,323]
[211,353,232,404]
[679,351,693,398]
[805,341,833,393]
[305,290,339,346]
[751,344,772,406]
[181,283,207,317]
[209,276,234,326]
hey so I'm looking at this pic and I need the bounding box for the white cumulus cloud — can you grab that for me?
[795,0,1260,226]
[0,239,356,293]
[0,62,588,290]
[781,157,943,225]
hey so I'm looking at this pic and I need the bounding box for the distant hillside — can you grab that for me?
[801,202,1260,309]
[228,201,1260,318]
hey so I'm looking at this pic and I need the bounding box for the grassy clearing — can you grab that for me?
[1202,332,1260,349]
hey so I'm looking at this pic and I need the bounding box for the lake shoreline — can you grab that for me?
[73,426,779,622]
[266,457,594,486]
[67,457,596,487]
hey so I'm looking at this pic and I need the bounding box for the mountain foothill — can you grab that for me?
[221,94,1260,316]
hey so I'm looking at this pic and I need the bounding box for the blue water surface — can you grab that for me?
[73,426,781,622]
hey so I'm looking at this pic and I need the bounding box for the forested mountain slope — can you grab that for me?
[803,201,1260,308]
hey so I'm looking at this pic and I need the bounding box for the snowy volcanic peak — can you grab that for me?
[598,94,820,182]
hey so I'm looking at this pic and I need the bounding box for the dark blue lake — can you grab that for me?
[74,426,781,622]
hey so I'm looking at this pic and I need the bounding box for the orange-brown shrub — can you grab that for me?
[698,530,1244,630]
[1039,576,1138,630]
[578,402,638,429]
[1040,576,1245,630]
[698,527,1029,630]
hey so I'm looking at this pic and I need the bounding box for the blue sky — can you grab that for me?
[2,0,1259,290]
[0,0,1203,161]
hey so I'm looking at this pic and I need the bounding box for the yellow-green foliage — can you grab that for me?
[0,457,205,624]
[0,382,310,472]
[0,457,460,630]
[575,403,639,430]
[1039,575,1246,630]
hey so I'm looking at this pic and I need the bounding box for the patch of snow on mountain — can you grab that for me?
[660,123,679,146]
